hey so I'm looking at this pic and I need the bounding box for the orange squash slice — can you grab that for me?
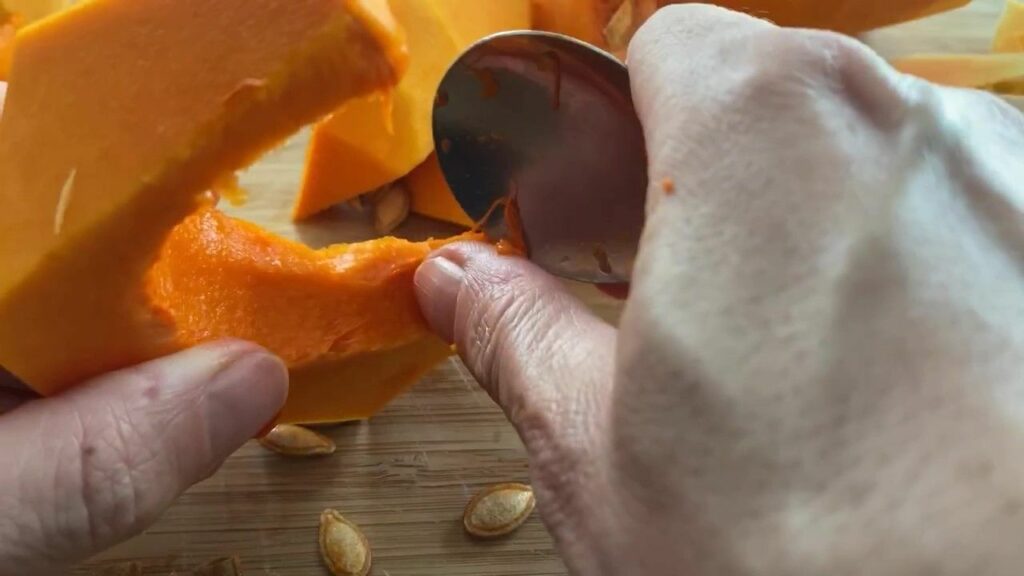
[406,153,474,228]
[0,0,473,424]
[295,0,531,221]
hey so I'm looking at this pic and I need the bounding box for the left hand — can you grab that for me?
[0,341,287,575]
[0,79,290,576]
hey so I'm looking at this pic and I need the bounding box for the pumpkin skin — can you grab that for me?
[0,0,481,425]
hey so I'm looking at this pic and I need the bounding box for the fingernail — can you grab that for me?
[202,347,289,460]
[415,255,466,343]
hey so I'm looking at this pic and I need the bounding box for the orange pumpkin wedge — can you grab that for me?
[0,0,473,424]
[147,208,475,423]
[406,153,474,228]
[295,0,531,221]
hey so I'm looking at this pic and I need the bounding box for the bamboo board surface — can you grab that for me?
[77,1,1021,574]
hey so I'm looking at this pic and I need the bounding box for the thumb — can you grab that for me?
[0,341,288,575]
[415,242,616,433]
[415,243,618,552]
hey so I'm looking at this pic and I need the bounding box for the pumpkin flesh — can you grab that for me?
[0,0,472,424]
[295,0,531,221]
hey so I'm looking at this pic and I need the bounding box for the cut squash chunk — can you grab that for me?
[0,0,481,425]
[147,208,474,423]
[406,154,474,228]
[296,0,531,221]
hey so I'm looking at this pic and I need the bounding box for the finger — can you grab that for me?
[415,243,618,565]
[415,243,615,431]
[0,340,288,574]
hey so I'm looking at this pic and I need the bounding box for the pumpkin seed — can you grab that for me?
[372,183,410,235]
[463,482,536,539]
[258,424,336,457]
[194,556,243,576]
[319,509,371,576]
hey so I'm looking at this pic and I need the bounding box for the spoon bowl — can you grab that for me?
[432,31,647,284]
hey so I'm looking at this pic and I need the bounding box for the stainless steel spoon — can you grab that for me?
[432,31,647,284]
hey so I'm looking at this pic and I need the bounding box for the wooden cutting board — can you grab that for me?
[78,1,1021,574]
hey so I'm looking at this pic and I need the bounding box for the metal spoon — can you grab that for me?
[432,31,647,285]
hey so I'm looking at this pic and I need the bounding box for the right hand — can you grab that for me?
[416,5,1024,575]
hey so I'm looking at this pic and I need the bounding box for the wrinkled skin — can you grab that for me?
[416,6,1024,575]
[0,340,287,575]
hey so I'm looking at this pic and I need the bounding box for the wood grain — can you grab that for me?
[78,1,1020,574]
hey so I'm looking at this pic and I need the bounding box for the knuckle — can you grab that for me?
[632,4,768,69]
[641,3,754,38]
[727,28,909,128]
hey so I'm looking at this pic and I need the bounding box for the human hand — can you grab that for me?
[415,6,1024,575]
[0,342,286,575]
[0,81,288,575]
[0,304,285,576]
